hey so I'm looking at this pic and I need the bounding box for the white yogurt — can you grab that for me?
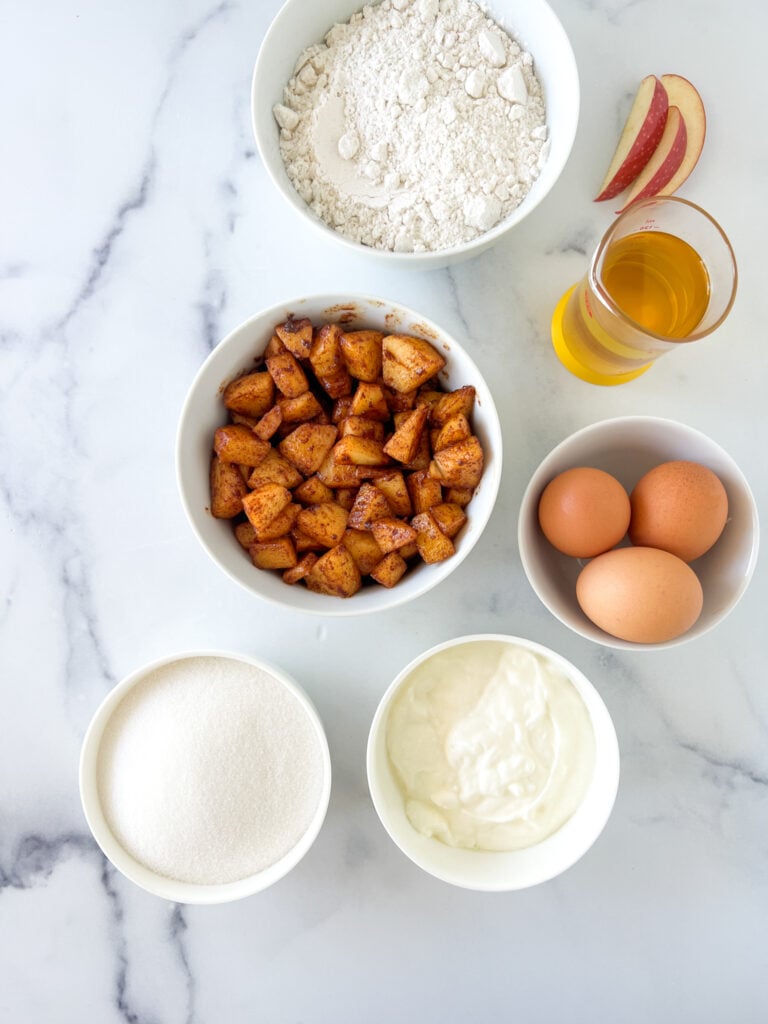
[386,640,596,851]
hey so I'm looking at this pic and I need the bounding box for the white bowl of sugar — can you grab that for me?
[79,651,331,904]
[252,0,579,268]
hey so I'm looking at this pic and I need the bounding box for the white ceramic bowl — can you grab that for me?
[79,650,331,904]
[367,634,619,890]
[251,0,579,269]
[518,417,760,650]
[176,293,502,615]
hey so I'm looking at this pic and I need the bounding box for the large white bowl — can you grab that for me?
[367,634,619,890]
[251,0,579,269]
[79,650,332,904]
[518,417,760,650]
[176,294,502,615]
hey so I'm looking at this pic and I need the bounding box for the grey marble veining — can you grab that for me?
[2,0,767,1021]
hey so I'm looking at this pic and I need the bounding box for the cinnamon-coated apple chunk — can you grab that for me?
[249,536,297,570]
[428,436,484,488]
[282,551,318,585]
[370,517,418,554]
[411,511,455,564]
[296,501,349,548]
[332,435,390,466]
[265,346,309,399]
[338,416,385,441]
[223,371,275,418]
[234,521,258,548]
[279,423,338,476]
[309,323,352,399]
[383,406,429,463]
[293,475,334,506]
[331,486,358,511]
[252,502,300,542]
[277,391,323,424]
[340,329,383,382]
[316,448,361,488]
[430,502,468,539]
[433,412,472,451]
[373,470,412,517]
[247,448,303,489]
[430,385,476,426]
[213,425,271,466]
[370,551,408,588]
[210,456,248,518]
[348,381,389,421]
[242,483,292,534]
[305,544,361,597]
[342,528,384,574]
[275,317,313,359]
[253,404,283,441]
[407,469,442,514]
[382,334,446,393]
[347,482,392,529]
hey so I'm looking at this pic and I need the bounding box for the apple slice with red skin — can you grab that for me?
[616,106,687,212]
[654,74,706,196]
[595,75,669,201]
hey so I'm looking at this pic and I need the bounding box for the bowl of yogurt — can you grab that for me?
[366,634,619,890]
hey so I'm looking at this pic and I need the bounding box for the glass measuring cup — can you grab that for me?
[551,196,738,385]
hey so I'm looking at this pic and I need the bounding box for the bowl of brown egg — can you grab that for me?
[517,416,759,650]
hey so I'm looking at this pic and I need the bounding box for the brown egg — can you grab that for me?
[576,546,704,643]
[538,467,630,557]
[629,460,728,562]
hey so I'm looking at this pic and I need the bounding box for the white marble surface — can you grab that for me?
[1,0,766,1020]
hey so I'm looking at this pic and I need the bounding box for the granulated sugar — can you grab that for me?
[274,0,548,252]
[96,656,325,886]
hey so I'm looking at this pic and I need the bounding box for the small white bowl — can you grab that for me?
[367,634,619,890]
[176,293,502,616]
[251,0,579,269]
[518,417,760,650]
[79,650,331,904]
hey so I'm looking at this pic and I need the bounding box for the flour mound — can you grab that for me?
[274,0,549,253]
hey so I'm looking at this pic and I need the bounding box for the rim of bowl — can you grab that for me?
[79,649,332,904]
[366,633,620,890]
[517,416,761,651]
[175,292,503,616]
[250,0,579,266]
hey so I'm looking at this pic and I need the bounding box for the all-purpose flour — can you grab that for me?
[274,0,548,252]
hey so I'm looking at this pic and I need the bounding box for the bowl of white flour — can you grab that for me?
[252,0,578,267]
[79,651,332,903]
